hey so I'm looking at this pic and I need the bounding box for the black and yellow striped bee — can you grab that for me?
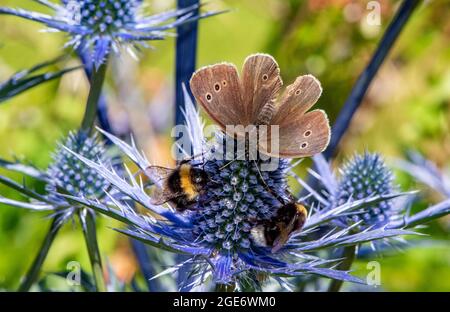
[251,195,308,253]
[145,160,209,211]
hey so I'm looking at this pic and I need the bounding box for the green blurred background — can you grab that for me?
[0,0,449,291]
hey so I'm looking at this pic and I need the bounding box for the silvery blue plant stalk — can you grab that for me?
[175,0,200,134]
[173,0,200,290]
[301,0,420,212]
[62,92,417,291]
[0,0,223,68]
[324,0,420,159]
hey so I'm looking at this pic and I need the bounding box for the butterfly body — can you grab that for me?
[256,101,276,126]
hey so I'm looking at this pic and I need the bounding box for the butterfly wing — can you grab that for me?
[268,110,330,158]
[272,75,322,124]
[190,63,245,129]
[241,54,283,125]
[261,75,330,158]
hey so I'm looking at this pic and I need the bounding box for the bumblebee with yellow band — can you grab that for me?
[179,163,199,201]
[146,160,209,211]
[251,202,308,253]
[146,157,308,252]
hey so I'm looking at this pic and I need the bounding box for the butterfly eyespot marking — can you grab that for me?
[300,142,308,149]
[262,74,268,81]
[214,83,221,92]
[304,130,312,137]
[222,80,227,86]
[205,93,212,102]
[295,89,302,95]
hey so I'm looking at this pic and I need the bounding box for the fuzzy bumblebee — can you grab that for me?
[251,202,308,252]
[146,160,209,211]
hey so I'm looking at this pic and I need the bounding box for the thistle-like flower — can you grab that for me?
[46,131,110,203]
[0,130,111,224]
[63,93,416,291]
[338,152,395,227]
[0,130,115,290]
[0,1,221,67]
[191,141,289,252]
[297,153,407,231]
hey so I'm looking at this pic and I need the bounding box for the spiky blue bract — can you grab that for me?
[0,55,79,103]
[0,1,222,67]
[62,95,418,291]
[395,151,450,198]
[338,152,395,227]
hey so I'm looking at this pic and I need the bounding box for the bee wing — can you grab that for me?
[271,218,298,253]
[144,165,173,188]
[271,208,308,253]
[241,54,283,125]
[271,229,291,253]
[262,75,330,158]
[150,186,181,206]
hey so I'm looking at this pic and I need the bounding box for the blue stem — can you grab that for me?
[79,210,106,292]
[18,217,62,291]
[77,49,113,138]
[80,57,108,134]
[323,0,420,160]
[130,239,165,291]
[77,49,159,291]
[173,0,199,289]
[175,0,199,132]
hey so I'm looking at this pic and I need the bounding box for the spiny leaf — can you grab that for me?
[0,56,80,103]
[0,158,47,181]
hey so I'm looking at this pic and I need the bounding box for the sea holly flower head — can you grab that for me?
[61,0,143,35]
[191,137,289,252]
[0,130,112,225]
[0,1,220,67]
[0,130,114,291]
[46,131,110,200]
[62,93,416,291]
[338,152,395,227]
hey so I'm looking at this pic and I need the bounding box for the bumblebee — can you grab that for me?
[251,199,308,253]
[145,160,209,211]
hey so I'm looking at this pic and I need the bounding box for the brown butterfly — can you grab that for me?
[189,53,330,158]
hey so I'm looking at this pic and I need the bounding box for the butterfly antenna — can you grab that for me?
[248,157,288,206]
[218,148,247,170]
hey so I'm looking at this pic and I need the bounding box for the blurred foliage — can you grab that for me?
[0,0,449,291]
